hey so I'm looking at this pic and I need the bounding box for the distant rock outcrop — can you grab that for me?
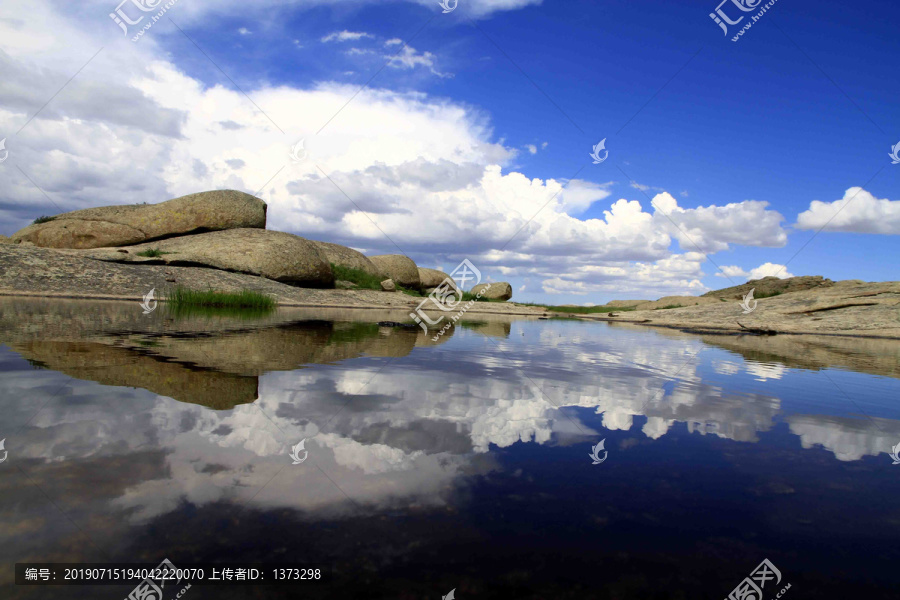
[702,275,835,300]
[0,235,10,244]
[632,296,720,311]
[10,190,266,249]
[76,229,334,287]
[606,299,650,308]
[311,240,380,275]
[472,282,512,301]
[370,255,420,288]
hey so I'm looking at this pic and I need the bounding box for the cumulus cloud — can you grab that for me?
[795,187,900,234]
[0,0,789,300]
[716,263,794,280]
[650,192,788,254]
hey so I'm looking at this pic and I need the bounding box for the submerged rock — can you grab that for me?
[10,190,266,249]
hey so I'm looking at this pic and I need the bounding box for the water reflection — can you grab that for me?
[2,299,900,597]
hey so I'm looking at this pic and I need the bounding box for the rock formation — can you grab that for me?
[472,282,512,301]
[370,255,421,288]
[75,229,334,287]
[10,190,266,249]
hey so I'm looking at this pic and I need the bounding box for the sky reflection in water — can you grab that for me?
[2,303,900,599]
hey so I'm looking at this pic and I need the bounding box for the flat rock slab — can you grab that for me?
[588,280,900,338]
[72,229,334,287]
[10,190,266,249]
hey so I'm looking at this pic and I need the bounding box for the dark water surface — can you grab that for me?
[2,299,899,599]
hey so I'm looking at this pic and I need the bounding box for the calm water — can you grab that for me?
[2,299,900,599]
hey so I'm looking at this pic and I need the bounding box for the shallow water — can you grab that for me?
[2,299,900,599]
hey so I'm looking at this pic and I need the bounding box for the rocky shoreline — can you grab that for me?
[2,190,898,339]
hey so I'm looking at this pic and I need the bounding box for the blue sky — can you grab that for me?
[1,0,898,303]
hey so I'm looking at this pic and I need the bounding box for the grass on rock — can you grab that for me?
[136,248,170,258]
[331,264,383,290]
[33,215,56,224]
[330,263,424,296]
[654,305,683,310]
[165,286,276,311]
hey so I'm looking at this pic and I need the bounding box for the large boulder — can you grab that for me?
[418,267,458,291]
[76,229,334,287]
[370,255,420,288]
[10,190,267,249]
[311,240,380,275]
[471,282,512,301]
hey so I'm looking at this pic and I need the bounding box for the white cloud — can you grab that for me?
[0,0,789,301]
[748,262,793,280]
[630,182,665,193]
[238,27,252,35]
[525,144,537,154]
[385,38,403,47]
[715,263,793,280]
[322,30,372,43]
[795,187,900,234]
[386,45,451,78]
[650,192,788,254]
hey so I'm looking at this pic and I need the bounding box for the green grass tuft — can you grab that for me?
[754,290,782,299]
[330,264,384,290]
[164,286,276,311]
[33,215,56,224]
[654,304,683,310]
[136,248,170,258]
